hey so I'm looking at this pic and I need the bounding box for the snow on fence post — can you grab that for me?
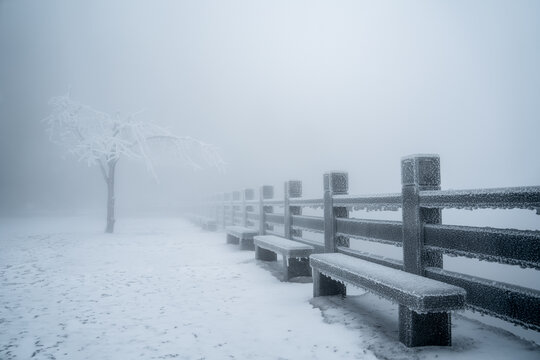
[258,185,274,235]
[400,154,448,347]
[216,194,222,228]
[212,194,218,226]
[243,188,255,227]
[232,191,241,225]
[284,181,302,239]
[229,192,235,226]
[221,192,227,229]
[223,192,230,227]
[314,172,349,297]
[323,172,349,253]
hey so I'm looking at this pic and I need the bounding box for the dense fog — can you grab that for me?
[1,0,540,350]
[1,0,539,221]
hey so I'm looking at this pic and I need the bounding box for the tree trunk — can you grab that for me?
[105,161,116,233]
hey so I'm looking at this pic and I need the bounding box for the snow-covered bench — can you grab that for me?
[310,253,466,346]
[225,226,259,250]
[201,218,217,231]
[254,235,314,281]
[188,215,217,231]
[196,217,217,231]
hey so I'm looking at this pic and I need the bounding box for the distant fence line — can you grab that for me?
[192,154,540,332]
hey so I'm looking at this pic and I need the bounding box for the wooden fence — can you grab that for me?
[194,154,540,332]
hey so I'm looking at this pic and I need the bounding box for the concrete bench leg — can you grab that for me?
[239,238,254,251]
[313,269,346,297]
[284,257,311,281]
[255,246,277,261]
[399,305,451,347]
[227,234,239,245]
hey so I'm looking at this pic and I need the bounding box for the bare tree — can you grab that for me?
[44,93,224,233]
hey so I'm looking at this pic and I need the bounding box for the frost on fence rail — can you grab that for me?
[425,267,540,331]
[264,199,284,207]
[288,197,324,208]
[332,193,402,211]
[424,224,540,270]
[419,186,540,210]
[335,218,403,246]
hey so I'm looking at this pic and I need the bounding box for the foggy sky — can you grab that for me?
[1,0,539,218]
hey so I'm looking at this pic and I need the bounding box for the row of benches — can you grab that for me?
[223,225,465,347]
[188,215,218,231]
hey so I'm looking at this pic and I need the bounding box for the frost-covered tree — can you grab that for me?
[45,94,224,233]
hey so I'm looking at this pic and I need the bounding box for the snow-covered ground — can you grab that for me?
[0,217,538,360]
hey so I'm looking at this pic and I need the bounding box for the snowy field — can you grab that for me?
[0,217,539,360]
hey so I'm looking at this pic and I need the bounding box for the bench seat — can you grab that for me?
[190,216,217,231]
[201,218,217,231]
[310,253,466,346]
[254,235,314,281]
[225,226,259,250]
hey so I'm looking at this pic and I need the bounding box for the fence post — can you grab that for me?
[258,185,274,235]
[222,192,227,229]
[232,191,240,226]
[284,181,302,239]
[323,172,349,253]
[400,154,448,347]
[212,194,219,226]
[243,188,255,227]
[314,172,348,297]
[229,192,234,226]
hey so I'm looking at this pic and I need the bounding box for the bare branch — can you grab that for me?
[44,93,225,180]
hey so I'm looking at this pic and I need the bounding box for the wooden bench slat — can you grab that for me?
[310,253,465,313]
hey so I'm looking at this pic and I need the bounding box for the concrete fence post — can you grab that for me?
[222,192,227,229]
[284,181,302,239]
[243,188,255,227]
[323,172,349,253]
[400,154,448,346]
[232,191,240,226]
[314,172,348,297]
[258,185,274,235]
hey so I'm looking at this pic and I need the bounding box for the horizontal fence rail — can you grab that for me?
[332,193,402,211]
[193,154,540,334]
[419,186,540,210]
[265,213,285,225]
[425,267,540,331]
[335,218,403,246]
[291,215,324,232]
[424,224,540,270]
[288,197,324,207]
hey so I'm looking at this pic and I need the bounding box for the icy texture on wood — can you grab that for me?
[290,237,325,253]
[254,235,314,258]
[419,186,540,210]
[332,193,402,211]
[310,253,465,313]
[264,199,284,206]
[265,213,285,225]
[425,267,540,331]
[336,218,402,246]
[323,172,348,194]
[401,154,440,188]
[288,197,324,207]
[246,213,259,221]
[336,247,404,269]
[424,224,540,269]
[291,215,324,232]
